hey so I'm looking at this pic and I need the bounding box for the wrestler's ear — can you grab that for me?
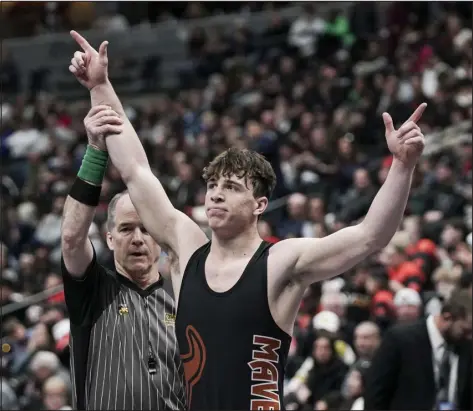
[253,196,268,217]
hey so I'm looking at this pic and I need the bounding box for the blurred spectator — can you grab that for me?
[352,322,380,361]
[22,351,70,410]
[1,372,20,410]
[312,309,356,366]
[365,290,472,410]
[285,332,349,410]
[314,391,344,411]
[341,261,373,324]
[278,193,308,238]
[380,234,426,292]
[393,288,423,323]
[0,1,291,38]
[41,376,71,410]
[341,359,371,410]
[92,3,129,32]
[288,4,326,58]
[424,265,462,316]
[336,168,377,224]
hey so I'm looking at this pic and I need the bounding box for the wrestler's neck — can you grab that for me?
[210,225,263,259]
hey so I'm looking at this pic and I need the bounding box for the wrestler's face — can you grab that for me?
[205,174,268,238]
[107,194,161,277]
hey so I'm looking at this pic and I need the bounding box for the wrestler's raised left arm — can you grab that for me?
[272,103,427,286]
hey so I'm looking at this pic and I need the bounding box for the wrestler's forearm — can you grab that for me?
[90,80,150,182]
[90,79,126,116]
[89,80,181,249]
[361,158,414,247]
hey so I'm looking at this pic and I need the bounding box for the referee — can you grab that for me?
[60,106,186,410]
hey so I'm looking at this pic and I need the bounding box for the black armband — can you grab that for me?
[69,177,102,207]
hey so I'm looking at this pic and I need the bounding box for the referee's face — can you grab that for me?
[107,194,161,277]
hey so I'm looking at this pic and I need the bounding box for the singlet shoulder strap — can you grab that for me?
[181,241,211,282]
[232,241,274,289]
[255,241,273,259]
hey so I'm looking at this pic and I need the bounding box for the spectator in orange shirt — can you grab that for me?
[365,267,396,331]
[391,261,425,292]
[408,238,438,289]
[380,238,426,292]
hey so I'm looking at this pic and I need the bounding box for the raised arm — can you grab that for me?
[68,31,208,258]
[273,103,427,287]
[61,197,95,277]
[61,107,123,276]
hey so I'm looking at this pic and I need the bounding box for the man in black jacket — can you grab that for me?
[364,289,472,410]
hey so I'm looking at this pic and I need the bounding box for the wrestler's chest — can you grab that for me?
[204,257,251,293]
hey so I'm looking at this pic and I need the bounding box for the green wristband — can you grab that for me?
[77,145,109,185]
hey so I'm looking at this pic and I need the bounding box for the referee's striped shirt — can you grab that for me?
[61,250,186,410]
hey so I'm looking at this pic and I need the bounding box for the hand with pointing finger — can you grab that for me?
[383,103,427,168]
[69,30,109,90]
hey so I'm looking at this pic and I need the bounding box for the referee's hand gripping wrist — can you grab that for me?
[84,105,124,151]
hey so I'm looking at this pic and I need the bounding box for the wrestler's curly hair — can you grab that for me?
[202,148,276,199]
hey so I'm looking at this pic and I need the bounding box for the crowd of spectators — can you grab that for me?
[0,1,290,39]
[1,2,472,410]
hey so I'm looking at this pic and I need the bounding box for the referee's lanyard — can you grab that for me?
[144,297,157,375]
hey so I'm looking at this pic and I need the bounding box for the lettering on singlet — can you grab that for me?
[248,335,282,410]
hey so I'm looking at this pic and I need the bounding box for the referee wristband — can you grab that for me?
[69,177,102,207]
[77,145,109,186]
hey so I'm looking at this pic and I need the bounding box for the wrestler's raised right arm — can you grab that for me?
[69,31,208,263]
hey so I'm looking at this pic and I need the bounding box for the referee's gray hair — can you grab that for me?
[107,190,129,231]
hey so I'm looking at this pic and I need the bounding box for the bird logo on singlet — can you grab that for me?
[180,325,206,408]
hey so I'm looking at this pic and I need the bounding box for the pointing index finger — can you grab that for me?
[407,102,427,124]
[70,30,94,52]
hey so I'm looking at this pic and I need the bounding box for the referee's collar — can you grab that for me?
[114,271,164,297]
